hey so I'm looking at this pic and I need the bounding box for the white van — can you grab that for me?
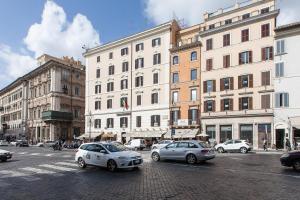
[125,139,146,150]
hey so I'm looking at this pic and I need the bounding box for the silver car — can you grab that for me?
[151,140,215,164]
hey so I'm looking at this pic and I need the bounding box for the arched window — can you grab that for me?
[173,56,179,65]
[191,51,197,61]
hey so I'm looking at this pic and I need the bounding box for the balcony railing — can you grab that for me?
[42,111,73,122]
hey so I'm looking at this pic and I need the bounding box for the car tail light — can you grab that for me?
[201,149,209,154]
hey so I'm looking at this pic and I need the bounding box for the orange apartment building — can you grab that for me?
[168,25,201,139]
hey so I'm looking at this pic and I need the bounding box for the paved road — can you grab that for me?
[0,146,299,200]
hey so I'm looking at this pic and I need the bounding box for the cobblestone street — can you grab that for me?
[0,146,299,200]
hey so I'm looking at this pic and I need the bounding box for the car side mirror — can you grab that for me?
[100,150,107,154]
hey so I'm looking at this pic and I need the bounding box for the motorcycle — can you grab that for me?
[52,143,62,151]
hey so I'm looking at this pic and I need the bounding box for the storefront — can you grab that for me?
[240,124,253,144]
[220,125,232,143]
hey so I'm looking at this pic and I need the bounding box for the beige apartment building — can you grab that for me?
[0,54,85,142]
[168,25,202,139]
[199,0,279,149]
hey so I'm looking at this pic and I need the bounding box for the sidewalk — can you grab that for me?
[253,149,284,155]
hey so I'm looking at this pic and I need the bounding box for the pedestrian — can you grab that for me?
[286,138,291,151]
[293,138,297,150]
[263,138,267,151]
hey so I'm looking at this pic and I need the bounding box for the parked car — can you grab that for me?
[0,149,12,162]
[0,140,9,146]
[215,140,251,154]
[124,139,146,150]
[151,140,173,150]
[16,140,29,147]
[151,140,216,164]
[280,150,300,171]
[75,142,143,172]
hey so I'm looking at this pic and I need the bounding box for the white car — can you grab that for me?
[0,140,9,146]
[215,140,252,154]
[75,142,143,172]
[124,139,146,150]
[151,140,173,150]
[0,149,12,162]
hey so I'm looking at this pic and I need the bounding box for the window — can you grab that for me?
[96,69,100,78]
[120,117,128,128]
[151,115,160,127]
[188,109,198,125]
[261,47,273,61]
[225,19,232,25]
[137,95,142,106]
[239,75,253,88]
[206,59,213,71]
[108,65,115,75]
[96,56,100,63]
[191,51,197,61]
[239,51,252,64]
[191,69,197,80]
[153,73,159,84]
[94,119,101,128]
[275,93,289,108]
[121,47,128,56]
[220,77,233,91]
[209,24,215,29]
[223,55,230,68]
[275,62,284,77]
[122,62,129,72]
[107,82,114,92]
[153,53,161,65]
[191,89,197,101]
[239,97,252,110]
[109,52,113,59]
[172,91,178,103]
[206,39,213,51]
[171,110,180,125]
[206,126,216,139]
[62,85,68,94]
[204,100,214,112]
[223,34,230,47]
[120,97,128,109]
[240,125,253,144]
[204,80,215,93]
[261,71,270,86]
[151,93,158,104]
[276,40,285,55]
[177,142,189,148]
[172,73,179,83]
[221,98,233,111]
[173,56,179,65]
[242,13,250,20]
[261,94,270,109]
[120,79,128,90]
[107,118,114,128]
[261,7,269,14]
[136,116,142,127]
[136,43,144,52]
[152,38,161,47]
[241,29,249,42]
[135,76,143,87]
[107,99,112,109]
[261,24,270,38]
[135,58,144,69]
[95,85,101,94]
[75,86,80,96]
[95,101,101,110]
[166,143,177,148]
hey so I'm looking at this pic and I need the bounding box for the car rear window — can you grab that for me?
[198,142,210,148]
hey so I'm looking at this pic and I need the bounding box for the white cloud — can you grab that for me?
[144,0,300,26]
[0,0,100,88]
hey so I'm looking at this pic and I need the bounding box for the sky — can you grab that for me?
[0,0,299,89]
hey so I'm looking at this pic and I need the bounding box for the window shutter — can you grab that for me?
[270,47,274,60]
[141,58,144,68]
[284,93,289,107]
[188,109,192,120]
[230,99,233,111]
[266,95,270,109]
[261,72,266,86]
[230,77,234,90]
[213,80,216,92]
[157,115,161,126]
[151,94,154,104]
[212,100,216,112]
[204,101,207,112]
[261,95,266,109]
[262,48,266,61]
[152,40,155,47]
[249,74,253,88]
[158,53,161,64]
[135,59,138,69]
[223,56,226,68]
[239,98,242,110]
[221,99,224,111]
[266,71,270,85]
[238,76,242,89]
[141,76,144,86]
[239,53,242,65]
[275,93,280,108]
[220,78,224,91]
[249,51,253,63]
[249,97,253,110]
[203,81,207,93]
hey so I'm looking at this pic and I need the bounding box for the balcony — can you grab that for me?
[42,111,73,122]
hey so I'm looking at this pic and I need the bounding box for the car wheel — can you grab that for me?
[293,160,300,171]
[1,158,7,162]
[217,147,224,153]
[107,160,117,172]
[186,154,197,164]
[240,147,248,154]
[151,152,160,162]
[152,146,157,149]
[78,157,86,168]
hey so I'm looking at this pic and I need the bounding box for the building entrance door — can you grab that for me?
[276,129,285,149]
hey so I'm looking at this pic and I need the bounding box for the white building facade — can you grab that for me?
[274,22,300,149]
[84,21,180,142]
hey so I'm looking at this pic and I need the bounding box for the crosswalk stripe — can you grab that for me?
[39,164,77,172]
[62,155,72,158]
[0,170,40,181]
[20,167,63,176]
[45,154,54,157]
[55,162,78,167]
[30,153,41,156]
[18,152,28,155]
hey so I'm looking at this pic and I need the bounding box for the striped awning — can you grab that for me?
[164,129,199,139]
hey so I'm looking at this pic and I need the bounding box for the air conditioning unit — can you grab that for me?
[154,122,159,127]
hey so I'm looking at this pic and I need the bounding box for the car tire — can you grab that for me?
[186,154,197,164]
[78,157,86,168]
[217,147,224,153]
[151,152,160,162]
[293,160,300,171]
[240,147,248,154]
[107,160,117,172]
[152,146,157,149]
[1,158,7,162]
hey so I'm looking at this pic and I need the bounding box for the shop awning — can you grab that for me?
[127,131,166,138]
[290,117,300,129]
[165,129,199,139]
[77,132,101,139]
[101,132,116,139]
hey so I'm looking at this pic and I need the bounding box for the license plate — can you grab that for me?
[134,159,141,164]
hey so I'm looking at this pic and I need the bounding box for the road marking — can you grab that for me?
[18,152,28,155]
[0,170,40,181]
[56,162,78,167]
[39,164,77,172]
[29,153,41,156]
[20,167,63,176]
[45,154,54,157]
[62,155,72,158]
[230,157,242,160]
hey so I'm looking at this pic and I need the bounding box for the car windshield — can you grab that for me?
[103,144,126,152]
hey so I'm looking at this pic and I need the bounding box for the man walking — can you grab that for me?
[263,138,267,151]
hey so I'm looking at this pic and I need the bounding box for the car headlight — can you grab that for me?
[118,156,128,160]
[281,154,289,158]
